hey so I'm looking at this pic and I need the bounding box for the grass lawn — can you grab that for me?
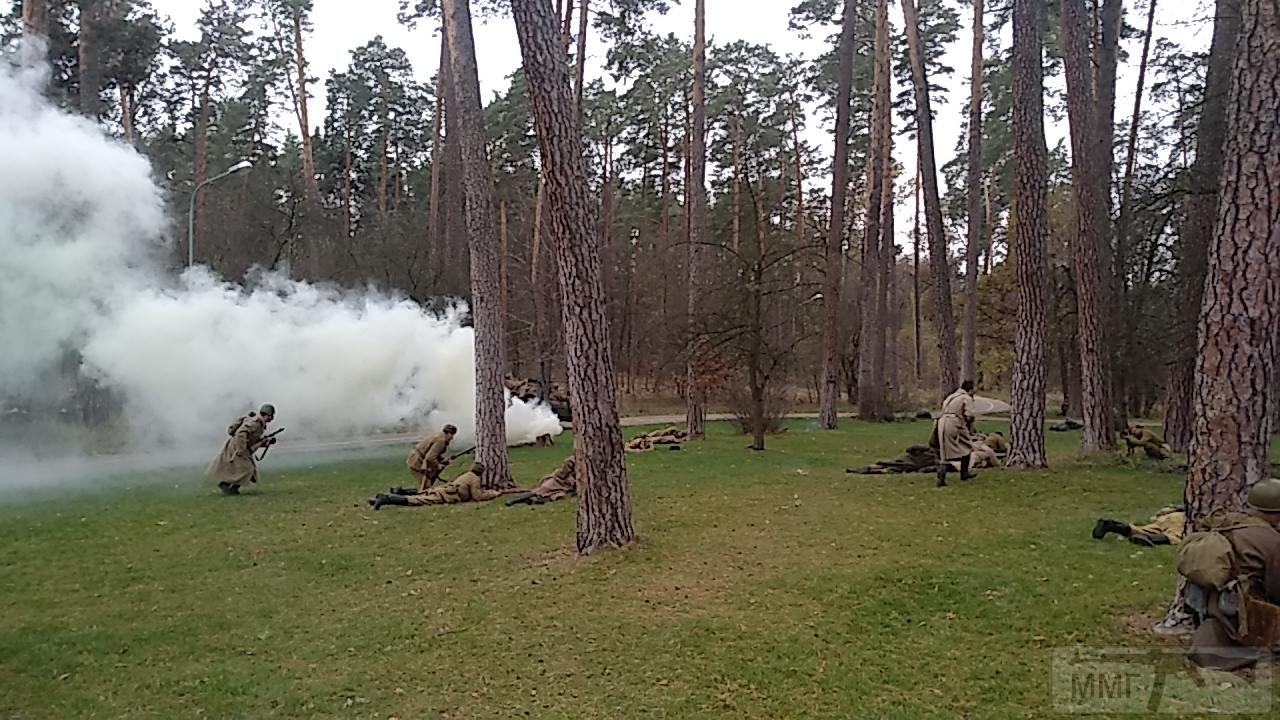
[1,420,1273,718]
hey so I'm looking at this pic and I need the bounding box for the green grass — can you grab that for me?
[0,420,1270,718]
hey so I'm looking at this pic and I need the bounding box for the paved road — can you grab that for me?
[63,396,1011,476]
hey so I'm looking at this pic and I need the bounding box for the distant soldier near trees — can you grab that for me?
[933,380,978,487]
[206,403,280,495]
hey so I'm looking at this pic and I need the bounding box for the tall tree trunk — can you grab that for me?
[441,32,468,291]
[193,92,211,261]
[119,86,135,144]
[377,95,390,220]
[902,0,960,399]
[78,0,101,117]
[1186,0,1280,516]
[22,0,48,37]
[819,0,857,429]
[962,0,984,382]
[500,199,510,345]
[1163,0,1241,453]
[1098,0,1126,432]
[733,115,743,253]
[512,0,634,554]
[887,238,901,401]
[574,0,588,111]
[685,0,707,439]
[1114,0,1157,424]
[873,142,894,407]
[342,125,353,238]
[857,0,889,421]
[1160,0,1280,634]
[1007,0,1049,468]
[1060,0,1116,451]
[531,177,550,393]
[289,10,322,279]
[428,33,447,285]
[443,0,511,488]
[913,166,922,381]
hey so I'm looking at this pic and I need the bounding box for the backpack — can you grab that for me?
[1175,510,1268,590]
[1176,531,1236,590]
[227,412,254,437]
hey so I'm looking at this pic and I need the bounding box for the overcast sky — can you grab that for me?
[152,0,1211,249]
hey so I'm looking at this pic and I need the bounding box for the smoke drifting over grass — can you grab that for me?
[0,54,561,485]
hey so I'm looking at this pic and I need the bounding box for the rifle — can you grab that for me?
[444,446,476,465]
[255,428,285,461]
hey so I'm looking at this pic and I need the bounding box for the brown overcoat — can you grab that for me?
[530,457,577,501]
[206,414,266,486]
[936,389,975,462]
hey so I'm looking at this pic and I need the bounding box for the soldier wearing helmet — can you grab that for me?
[206,403,278,495]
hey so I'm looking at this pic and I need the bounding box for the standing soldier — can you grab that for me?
[399,424,457,493]
[934,380,977,487]
[206,403,278,495]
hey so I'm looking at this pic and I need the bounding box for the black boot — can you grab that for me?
[389,486,417,496]
[1092,518,1132,540]
[370,493,411,511]
[217,482,233,495]
[935,464,948,488]
[959,456,977,481]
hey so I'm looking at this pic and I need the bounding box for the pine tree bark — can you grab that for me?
[1162,0,1278,632]
[1059,0,1115,451]
[443,0,511,488]
[78,0,102,117]
[902,0,960,399]
[428,33,447,285]
[193,92,211,260]
[819,0,857,429]
[858,0,889,421]
[22,0,48,37]
[574,0,588,111]
[961,0,984,382]
[873,143,893,404]
[512,0,634,554]
[1007,0,1049,468]
[1163,0,1241,453]
[1186,0,1280,516]
[685,0,707,439]
[913,166,922,380]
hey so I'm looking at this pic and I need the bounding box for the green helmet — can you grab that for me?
[1247,478,1280,513]
[259,403,276,417]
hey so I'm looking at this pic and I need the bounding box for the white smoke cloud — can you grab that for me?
[0,54,561,478]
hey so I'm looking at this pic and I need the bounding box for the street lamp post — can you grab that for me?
[187,160,253,267]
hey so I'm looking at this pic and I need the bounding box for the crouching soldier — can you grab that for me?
[401,424,457,493]
[206,404,278,495]
[1178,479,1280,670]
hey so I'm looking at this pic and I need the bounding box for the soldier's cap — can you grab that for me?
[259,403,276,417]
[443,424,458,434]
[471,461,487,474]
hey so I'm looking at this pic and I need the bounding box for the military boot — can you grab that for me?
[217,482,233,495]
[1091,518,1132,540]
[388,486,419,496]
[370,493,410,511]
[959,456,977,481]
[935,464,947,488]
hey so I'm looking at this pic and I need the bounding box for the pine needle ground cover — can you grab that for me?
[2,421,1273,718]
